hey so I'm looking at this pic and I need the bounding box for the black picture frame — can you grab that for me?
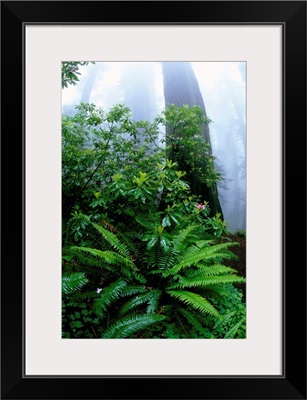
[1,1,306,399]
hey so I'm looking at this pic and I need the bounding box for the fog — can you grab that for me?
[62,62,246,233]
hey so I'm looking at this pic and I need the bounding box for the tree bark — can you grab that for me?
[162,62,223,217]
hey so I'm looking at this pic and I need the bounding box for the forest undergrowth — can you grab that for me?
[61,59,246,340]
[61,100,247,339]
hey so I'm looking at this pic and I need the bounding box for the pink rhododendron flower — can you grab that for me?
[196,203,206,210]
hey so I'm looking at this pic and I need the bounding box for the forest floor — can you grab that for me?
[222,233,246,301]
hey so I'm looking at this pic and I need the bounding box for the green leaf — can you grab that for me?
[162,216,171,227]
[164,242,239,277]
[62,272,88,294]
[93,279,127,317]
[146,237,158,249]
[102,314,165,338]
[118,289,161,316]
[168,274,246,290]
[89,219,131,258]
[167,290,220,318]
[178,308,209,336]
[224,317,246,338]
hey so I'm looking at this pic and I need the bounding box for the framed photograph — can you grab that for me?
[1,1,306,399]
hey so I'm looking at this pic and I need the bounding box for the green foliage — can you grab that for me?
[62,102,246,339]
[235,229,246,239]
[204,213,228,237]
[161,104,221,192]
[211,285,246,338]
[62,62,95,88]
[102,314,166,339]
[93,279,127,317]
[62,272,88,294]
[63,217,245,338]
[167,290,221,318]
[118,289,162,316]
[62,291,102,338]
[62,102,164,228]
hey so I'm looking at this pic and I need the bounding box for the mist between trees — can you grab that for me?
[62,61,246,233]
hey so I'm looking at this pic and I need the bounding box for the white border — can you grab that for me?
[25,25,282,376]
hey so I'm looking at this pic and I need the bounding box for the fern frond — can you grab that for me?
[118,291,153,316]
[119,284,147,297]
[164,242,239,276]
[102,314,165,338]
[181,242,211,260]
[146,242,169,269]
[93,279,127,317]
[87,218,131,258]
[71,247,138,277]
[168,274,246,290]
[149,269,164,275]
[116,230,138,257]
[146,225,198,271]
[178,308,209,336]
[170,225,198,256]
[70,246,107,268]
[213,311,236,331]
[224,316,246,339]
[97,249,136,272]
[194,239,214,249]
[201,285,232,301]
[118,289,162,316]
[62,272,88,294]
[135,214,156,229]
[146,289,162,314]
[200,252,239,263]
[167,290,220,318]
[186,264,238,277]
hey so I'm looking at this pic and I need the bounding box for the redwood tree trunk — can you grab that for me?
[162,62,223,217]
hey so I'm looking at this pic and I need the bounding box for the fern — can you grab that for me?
[180,242,211,261]
[145,225,199,271]
[224,316,246,339]
[201,285,234,300]
[62,272,88,294]
[119,284,147,297]
[185,264,238,277]
[178,308,209,336]
[63,210,245,339]
[164,242,239,276]
[118,289,162,316]
[159,225,198,270]
[93,279,127,317]
[199,252,239,263]
[85,217,131,258]
[102,314,166,338]
[169,274,245,290]
[135,214,157,229]
[69,246,112,270]
[71,247,141,280]
[194,239,214,249]
[167,290,220,318]
[146,289,162,313]
[170,225,198,255]
[146,241,169,269]
[116,230,139,259]
[213,311,236,331]
[118,291,154,316]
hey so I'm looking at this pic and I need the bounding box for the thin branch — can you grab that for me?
[90,324,98,338]
[76,124,114,198]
